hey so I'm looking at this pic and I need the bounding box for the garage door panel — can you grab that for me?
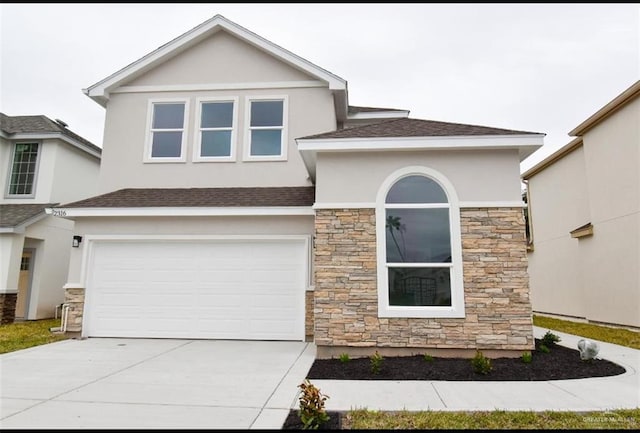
[86,239,306,340]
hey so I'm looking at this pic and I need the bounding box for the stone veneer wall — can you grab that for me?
[305,290,314,341]
[0,293,17,324]
[313,208,534,357]
[64,287,85,333]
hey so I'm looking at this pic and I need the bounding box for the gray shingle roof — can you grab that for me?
[60,187,315,208]
[0,113,101,154]
[0,203,57,228]
[299,117,543,140]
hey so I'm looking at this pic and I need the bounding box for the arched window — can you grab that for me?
[376,167,465,318]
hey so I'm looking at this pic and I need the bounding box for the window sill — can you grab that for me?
[243,155,287,162]
[378,305,465,319]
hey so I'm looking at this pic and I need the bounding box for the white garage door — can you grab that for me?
[84,239,307,340]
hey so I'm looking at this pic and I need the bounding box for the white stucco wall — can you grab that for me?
[1,139,56,204]
[0,233,25,293]
[98,29,337,193]
[65,215,314,285]
[22,216,74,319]
[0,137,12,197]
[99,87,335,193]
[2,138,100,205]
[315,149,523,204]
[50,142,100,205]
[127,30,314,86]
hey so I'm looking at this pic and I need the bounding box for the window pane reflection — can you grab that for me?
[388,267,451,306]
[385,208,451,263]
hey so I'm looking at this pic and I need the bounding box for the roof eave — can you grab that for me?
[84,15,347,106]
[297,134,545,180]
[569,80,640,137]
[0,210,50,233]
[5,132,101,159]
[521,137,583,180]
[46,206,315,218]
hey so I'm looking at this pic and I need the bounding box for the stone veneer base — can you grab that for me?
[316,346,524,360]
[313,207,534,353]
[0,293,17,325]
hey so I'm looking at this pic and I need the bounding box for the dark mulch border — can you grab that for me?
[283,339,627,428]
[306,339,626,381]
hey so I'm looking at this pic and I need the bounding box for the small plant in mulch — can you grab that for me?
[423,353,434,362]
[521,351,533,364]
[471,350,492,375]
[541,330,561,347]
[370,351,384,375]
[298,379,330,430]
[538,344,551,353]
[338,353,350,363]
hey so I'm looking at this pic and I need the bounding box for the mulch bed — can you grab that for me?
[306,339,626,381]
[282,339,626,428]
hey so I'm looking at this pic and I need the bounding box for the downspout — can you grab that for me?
[522,178,534,251]
[50,303,70,333]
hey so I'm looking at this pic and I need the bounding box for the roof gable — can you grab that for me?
[84,15,347,107]
[125,30,316,87]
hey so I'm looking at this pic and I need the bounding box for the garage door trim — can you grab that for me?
[80,234,311,340]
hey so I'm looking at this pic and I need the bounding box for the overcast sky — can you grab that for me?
[1,3,638,172]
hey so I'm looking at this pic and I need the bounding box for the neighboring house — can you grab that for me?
[0,114,101,323]
[522,80,639,329]
[48,15,544,358]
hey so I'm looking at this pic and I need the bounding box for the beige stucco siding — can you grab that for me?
[315,150,523,203]
[99,87,335,193]
[527,241,584,319]
[527,146,590,242]
[582,97,639,224]
[126,30,315,86]
[580,215,638,327]
[65,215,314,284]
[526,95,640,328]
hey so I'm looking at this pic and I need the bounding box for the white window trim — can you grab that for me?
[143,98,189,163]
[243,95,288,161]
[376,166,465,318]
[5,141,42,199]
[193,96,238,162]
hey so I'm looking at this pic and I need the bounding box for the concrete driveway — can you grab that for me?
[1,338,316,429]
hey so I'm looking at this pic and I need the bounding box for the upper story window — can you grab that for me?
[145,99,188,162]
[194,97,237,162]
[245,96,287,161]
[376,167,465,318]
[7,142,40,197]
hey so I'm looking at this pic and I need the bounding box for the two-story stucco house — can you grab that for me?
[0,114,101,323]
[50,15,544,358]
[522,80,639,330]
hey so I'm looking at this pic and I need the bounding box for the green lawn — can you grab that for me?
[533,315,640,349]
[344,408,640,430]
[0,318,68,354]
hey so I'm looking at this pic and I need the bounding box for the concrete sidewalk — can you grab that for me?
[1,327,637,430]
[308,326,640,413]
